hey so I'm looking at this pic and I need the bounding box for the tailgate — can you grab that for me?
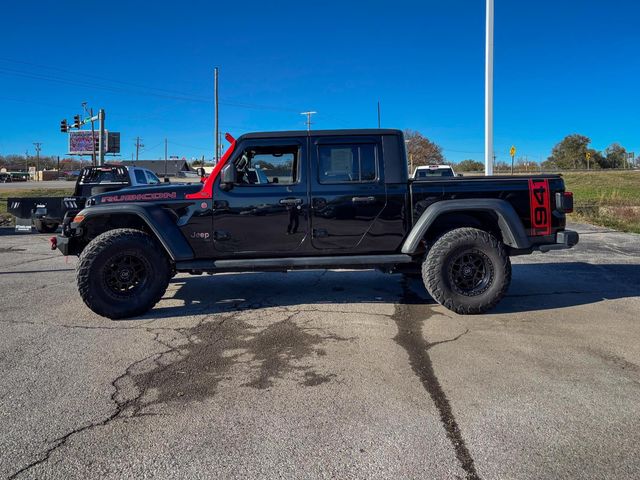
[7,197,64,220]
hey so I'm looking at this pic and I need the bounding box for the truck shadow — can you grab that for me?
[150,269,426,320]
[495,262,640,313]
[147,261,639,319]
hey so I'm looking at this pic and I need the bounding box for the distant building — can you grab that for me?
[120,160,192,177]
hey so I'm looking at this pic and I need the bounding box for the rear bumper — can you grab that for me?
[538,230,579,252]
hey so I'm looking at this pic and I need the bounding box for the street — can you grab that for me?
[1,223,639,479]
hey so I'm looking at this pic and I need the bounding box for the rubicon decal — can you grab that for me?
[101,192,178,203]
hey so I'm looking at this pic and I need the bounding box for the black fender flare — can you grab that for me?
[76,204,194,261]
[401,199,531,254]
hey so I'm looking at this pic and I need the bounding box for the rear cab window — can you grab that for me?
[134,169,148,185]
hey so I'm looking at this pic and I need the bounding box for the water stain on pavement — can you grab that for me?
[393,279,480,480]
[129,313,349,411]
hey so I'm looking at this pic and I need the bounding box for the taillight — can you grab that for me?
[555,192,573,213]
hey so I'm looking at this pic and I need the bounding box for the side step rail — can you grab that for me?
[175,254,413,273]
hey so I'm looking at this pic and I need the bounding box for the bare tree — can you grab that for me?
[403,130,445,167]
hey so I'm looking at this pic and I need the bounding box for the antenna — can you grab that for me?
[300,111,317,132]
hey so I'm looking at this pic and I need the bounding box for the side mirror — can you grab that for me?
[196,167,206,177]
[220,163,236,189]
[457,173,464,177]
[164,177,170,183]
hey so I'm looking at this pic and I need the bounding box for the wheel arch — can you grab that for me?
[401,199,531,254]
[78,204,194,261]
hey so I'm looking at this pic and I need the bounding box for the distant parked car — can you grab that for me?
[0,172,12,183]
[176,170,200,178]
[10,172,29,182]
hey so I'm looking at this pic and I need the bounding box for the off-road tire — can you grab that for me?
[77,228,170,319]
[422,227,511,314]
[34,220,59,233]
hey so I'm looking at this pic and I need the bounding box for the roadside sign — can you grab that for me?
[510,146,516,157]
[586,152,592,160]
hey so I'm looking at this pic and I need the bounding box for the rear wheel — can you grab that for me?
[422,227,511,314]
[34,220,59,233]
[76,228,170,319]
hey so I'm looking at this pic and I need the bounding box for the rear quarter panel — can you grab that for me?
[410,175,566,235]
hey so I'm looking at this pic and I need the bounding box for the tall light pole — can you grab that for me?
[485,0,494,175]
[214,67,219,163]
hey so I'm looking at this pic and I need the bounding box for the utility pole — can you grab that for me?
[214,67,219,163]
[25,149,29,175]
[300,111,317,132]
[164,138,168,178]
[82,102,97,166]
[484,0,494,175]
[33,142,42,180]
[135,136,144,162]
[377,101,381,128]
[98,109,105,165]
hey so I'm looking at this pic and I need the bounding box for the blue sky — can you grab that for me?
[0,0,638,164]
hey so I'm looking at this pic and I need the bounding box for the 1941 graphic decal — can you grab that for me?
[528,178,551,236]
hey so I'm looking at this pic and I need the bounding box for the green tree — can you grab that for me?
[547,134,591,169]
[604,143,627,169]
[456,159,484,172]
[404,130,444,168]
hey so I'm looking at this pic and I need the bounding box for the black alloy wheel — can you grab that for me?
[447,249,494,296]
[103,253,149,296]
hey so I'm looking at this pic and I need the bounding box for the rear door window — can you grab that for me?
[318,144,377,184]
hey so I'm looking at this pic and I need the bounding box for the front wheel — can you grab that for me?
[422,227,511,314]
[76,228,170,319]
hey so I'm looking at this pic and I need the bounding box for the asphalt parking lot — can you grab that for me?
[1,223,639,479]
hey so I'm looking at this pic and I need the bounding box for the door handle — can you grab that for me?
[279,198,303,206]
[351,196,376,204]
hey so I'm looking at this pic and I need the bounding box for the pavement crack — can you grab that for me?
[392,279,480,480]
[7,327,183,479]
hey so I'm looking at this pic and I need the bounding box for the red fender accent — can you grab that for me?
[186,133,237,199]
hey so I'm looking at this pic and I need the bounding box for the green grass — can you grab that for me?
[0,188,73,225]
[561,171,640,207]
[562,171,640,233]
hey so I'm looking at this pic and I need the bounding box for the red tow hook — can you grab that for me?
[49,236,57,250]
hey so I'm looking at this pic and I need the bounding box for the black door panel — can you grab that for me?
[309,137,388,252]
[212,138,309,255]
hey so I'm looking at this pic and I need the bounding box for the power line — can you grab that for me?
[0,60,302,113]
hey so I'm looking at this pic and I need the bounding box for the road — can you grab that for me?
[1,223,639,479]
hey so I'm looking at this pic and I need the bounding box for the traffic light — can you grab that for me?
[60,119,68,133]
[94,136,100,153]
[73,114,81,129]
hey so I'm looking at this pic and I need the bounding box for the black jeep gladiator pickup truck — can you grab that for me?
[53,129,578,319]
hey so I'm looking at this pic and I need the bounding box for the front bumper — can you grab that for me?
[53,234,82,256]
[538,230,579,252]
